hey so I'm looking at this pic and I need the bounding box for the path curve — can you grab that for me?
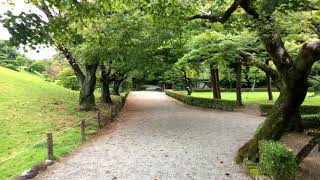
[36,91,264,180]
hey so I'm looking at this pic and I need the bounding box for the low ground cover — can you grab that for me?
[0,67,123,179]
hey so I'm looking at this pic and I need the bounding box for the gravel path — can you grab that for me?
[36,91,264,180]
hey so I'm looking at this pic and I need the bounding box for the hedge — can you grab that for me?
[302,114,320,129]
[184,88,314,93]
[165,90,237,111]
[190,88,279,93]
[260,104,320,129]
[260,104,320,115]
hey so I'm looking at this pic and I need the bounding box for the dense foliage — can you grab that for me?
[259,140,298,180]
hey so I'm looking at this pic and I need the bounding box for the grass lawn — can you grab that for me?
[180,91,320,105]
[0,67,120,179]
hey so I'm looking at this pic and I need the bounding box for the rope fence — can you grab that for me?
[0,93,128,179]
[0,113,99,165]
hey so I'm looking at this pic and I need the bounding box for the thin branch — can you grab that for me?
[308,75,320,83]
[190,0,243,23]
[240,51,279,80]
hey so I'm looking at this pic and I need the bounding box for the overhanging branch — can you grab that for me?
[190,0,243,23]
[295,40,320,73]
[240,51,279,80]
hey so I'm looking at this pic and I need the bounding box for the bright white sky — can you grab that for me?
[0,0,56,60]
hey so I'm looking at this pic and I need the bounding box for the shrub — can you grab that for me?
[30,61,46,73]
[0,63,19,71]
[191,88,279,93]
[260,104,320,115]
[259,140,298,180]
[165,90,237,111]
[302,114,320,129]
[57,68,80,90]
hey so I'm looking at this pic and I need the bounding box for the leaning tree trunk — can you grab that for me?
[236,61,243,106]
[79,63,99,111]
[265,60,273,101]
[113,80,122,96]
[236,70,307,163]
[188,0,320,165]
[210,64,220,99]
[57,44,85,85]
[100,65,112,104]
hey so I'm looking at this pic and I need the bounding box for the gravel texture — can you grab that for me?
[36,91,264,180]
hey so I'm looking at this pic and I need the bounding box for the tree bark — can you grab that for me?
[186,78,193,95]
[190,0,320,165]
[210,64,220,99]
[265,60,273,100]
[179,67,193,95]
[56,44,85,85]
[236,61,243,106]
[100,65,112,104]
[113,80,122,96]
[236,91,305,162]
[79,63,99,111]
[215,69,221,99]
[296,134,320,164]
[236,64,309,163]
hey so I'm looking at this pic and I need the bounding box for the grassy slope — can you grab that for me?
[180,91,320,105]
[0,67,117,179]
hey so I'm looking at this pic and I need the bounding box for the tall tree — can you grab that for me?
[190,0,320,162]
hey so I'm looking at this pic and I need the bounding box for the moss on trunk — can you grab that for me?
[236,87,306,163]
[79,63,98,111]
[113,80,121,96]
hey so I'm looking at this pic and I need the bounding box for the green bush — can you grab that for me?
[165,90,237,111]
[260,104,320,115]
[259,140,298,180]
[260,104,320,129]
[30,61,46,73]
[57,68,80,90]
[191,88,279,93]
[302,114,320,129]
[0,63,19,71]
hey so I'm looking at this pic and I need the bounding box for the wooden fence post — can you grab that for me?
[96,111,101,128]
[80,120,86,142]
[47,132,54,160]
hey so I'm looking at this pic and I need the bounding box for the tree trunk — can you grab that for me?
[251,76,256,92]
[79,63,99,111]
[100,65,112,104]
[236,78,307,163]
[210,64,220,99]
[265,60,273,101]
[236,62,243,106]
[229,76,233,89]
[186,77,193,95]
[113,80,122,96]
[56,44,85,85]
[215,69,221,99]
[296,134,320,164]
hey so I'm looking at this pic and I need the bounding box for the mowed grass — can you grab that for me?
[180,91,320,105]
[0,67,119,179]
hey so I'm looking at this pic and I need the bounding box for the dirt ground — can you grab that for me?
[35,91,320,180]
[36,91,264,180]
